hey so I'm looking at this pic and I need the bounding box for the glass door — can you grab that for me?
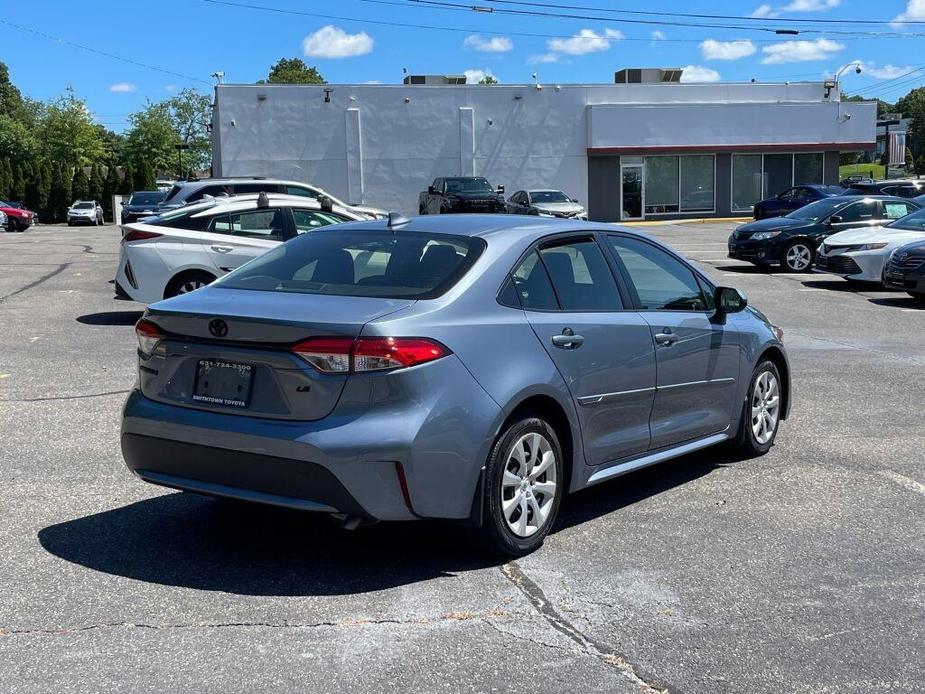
[621,164,644,221]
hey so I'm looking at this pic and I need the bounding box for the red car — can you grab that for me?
[0,200,36,232]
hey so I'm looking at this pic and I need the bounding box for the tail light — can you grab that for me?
[122,229,163,243]
[135,319,162,355]
[292,336,450,373]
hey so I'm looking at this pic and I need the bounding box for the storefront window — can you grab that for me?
[644,156,679,214]
[763,154,793,198]
[732,155,762,212]
[679,155,714,212]
[794,153,824,185]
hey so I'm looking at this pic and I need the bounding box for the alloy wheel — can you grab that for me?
[500,432,558,538]
[177,279,208,294]
[785,244,812,271]
[751,370,781,445]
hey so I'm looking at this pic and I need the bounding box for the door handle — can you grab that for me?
[551,328,584,349]
[654,330,679,346]
[211,244,234,253]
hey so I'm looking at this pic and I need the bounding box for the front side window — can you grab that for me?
[210,209,286,240]
[605,236,708,311]
[292,209,350,233]
[538,240,622,311]
[834,201,877,223]
[217,231,484,299]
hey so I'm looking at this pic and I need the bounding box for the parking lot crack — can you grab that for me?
[0,263,70,303]
[501,562,676,694]
[0,389,131,403]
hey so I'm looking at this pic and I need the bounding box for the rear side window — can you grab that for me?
[234,183,283,195]
[883,201,916,219]
[217,231,485,299]
[292,209,350,233]
[187,185,229,203]
[285,185,319,198]
[605,236,708,311]
[210,210,286,240]
[538,240,622,311]
[511,252,558,310]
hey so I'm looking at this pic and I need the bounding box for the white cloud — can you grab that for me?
[302,25,373,59]
[527,53,560,64]
[892,0,925,25]
[700,39,756,61]
[750,4,777,17]
[463,34,513,53]
[547,28,624,56]
[651,30,666,41]
[855,61,914,79]
[163,84,177,92]
[780,0,839,10]
[680,65,721,83]
[109,82,136,93]
[463,69,486,84]
[761,38,844,64]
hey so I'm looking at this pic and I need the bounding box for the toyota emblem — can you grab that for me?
[208,319,229,338]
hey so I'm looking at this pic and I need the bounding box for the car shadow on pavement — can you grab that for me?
[76,310,144,326]
[37,450,727,596]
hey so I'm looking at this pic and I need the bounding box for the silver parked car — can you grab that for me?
[67,200,104,226]
[506,190,588,219]
[122,215,790,556]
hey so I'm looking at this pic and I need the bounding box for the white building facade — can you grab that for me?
[211,79,876,221]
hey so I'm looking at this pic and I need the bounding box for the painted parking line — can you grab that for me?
[881,470,925,497]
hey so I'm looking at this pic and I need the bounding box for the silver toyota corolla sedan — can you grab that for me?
[122,215,790,556]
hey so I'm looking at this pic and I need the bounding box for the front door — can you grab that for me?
[512,237,656,465]
[621,165,644,221]
[202,208,290,275]
[603,234,740,449]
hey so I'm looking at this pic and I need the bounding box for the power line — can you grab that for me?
[0,19,210,85]
[400,0,925,38]
[473,0,925,26]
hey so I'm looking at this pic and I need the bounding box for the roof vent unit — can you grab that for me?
[402,75,467,85]
[614,68,683,84]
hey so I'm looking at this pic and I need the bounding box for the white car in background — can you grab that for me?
[115,193,364,304]
[816,205,925,282]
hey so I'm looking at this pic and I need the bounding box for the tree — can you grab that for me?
[49,161,72,222]
[133,160,155,191]
[25,160,50,218]
[103,163,121,215]
[38,87,105,168]
[72,166,89,201]
[89,162,104,202]
[264,58,325,84]
[124,88,212,175]
[0,159,10,198]
[478,75,499,85]
[12,162,25,201]
[0,115,37,161]
[895,87,925,159]
[119,163,134,194]
[916,155,925,176]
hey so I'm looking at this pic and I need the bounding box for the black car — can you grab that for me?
[121,190,167,224]
[418,177,505,215]
[752,185,844,220]
[728,195,921,272]
[843,180,925,199]
[882,239,925,302]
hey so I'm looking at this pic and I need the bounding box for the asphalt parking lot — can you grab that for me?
[1,221,923,693]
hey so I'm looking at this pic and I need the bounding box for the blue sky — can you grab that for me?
[3,0,924,131]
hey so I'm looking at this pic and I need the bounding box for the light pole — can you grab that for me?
[834,62,862,123]
[175,143,190,179]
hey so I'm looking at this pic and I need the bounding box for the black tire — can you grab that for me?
[164,271,216,299]
[476,415,564,557]
[730,359,783,459]
[781,240,814,273]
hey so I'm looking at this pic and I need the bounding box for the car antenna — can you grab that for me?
[257,191,270,209]
[387,212,410,231]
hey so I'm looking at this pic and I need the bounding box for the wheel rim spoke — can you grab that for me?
[502,470,521,487]
[533,481,556,498]
[502,491,523,518]
[501,431,558,539]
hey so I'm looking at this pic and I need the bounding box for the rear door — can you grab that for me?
[603,234,740,449]
[514,236,656,465]
[202,208,291,275]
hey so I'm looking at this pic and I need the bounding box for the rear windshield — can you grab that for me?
[216,230,486,299]
[162,184,183,202]
[129,191,166,205]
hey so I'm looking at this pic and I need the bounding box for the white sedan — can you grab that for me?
[115,193,364,305]
[815,206,925,282]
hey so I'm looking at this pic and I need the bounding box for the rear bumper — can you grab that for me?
[122,432,372,517]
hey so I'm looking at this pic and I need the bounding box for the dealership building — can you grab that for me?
[211,69,877,221]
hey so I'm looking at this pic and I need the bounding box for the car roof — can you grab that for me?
[180,193,362,218]
[828,195,918,203]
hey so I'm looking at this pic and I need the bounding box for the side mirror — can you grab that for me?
[713,286,747,319]
[829,215,843,225]
[428,186,435,195]
[571,197,579,204]
[496,184,505,194]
